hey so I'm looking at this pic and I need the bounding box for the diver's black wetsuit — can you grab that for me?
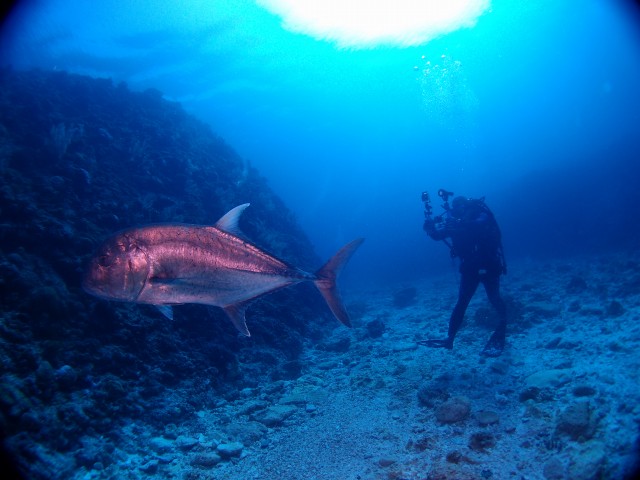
[423,198,507,357]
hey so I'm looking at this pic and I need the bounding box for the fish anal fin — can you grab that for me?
[223,302,252,337]
[156,305,174,320]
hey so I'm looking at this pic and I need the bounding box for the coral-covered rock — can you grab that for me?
[216,441,244,458]
[252,405,297,427]
[476,410,500,426]
[568,442,606,480]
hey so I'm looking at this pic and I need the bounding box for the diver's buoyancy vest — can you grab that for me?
[450,199,506,273]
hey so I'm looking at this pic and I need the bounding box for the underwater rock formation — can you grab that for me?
[0,69,333,478]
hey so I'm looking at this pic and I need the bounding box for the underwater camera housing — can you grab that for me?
[423,188,455,225]
[421,191,433,216]
[438,189,454,204]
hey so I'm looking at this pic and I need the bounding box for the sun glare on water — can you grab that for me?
[256,0,491,48]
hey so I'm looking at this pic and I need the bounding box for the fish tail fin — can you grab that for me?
[314,238,364,327]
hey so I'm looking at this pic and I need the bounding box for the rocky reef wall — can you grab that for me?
[0,69,334,477]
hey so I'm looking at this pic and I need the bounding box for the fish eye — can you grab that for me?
[97,255,112,267]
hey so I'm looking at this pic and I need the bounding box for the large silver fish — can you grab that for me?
[83,204,364,335]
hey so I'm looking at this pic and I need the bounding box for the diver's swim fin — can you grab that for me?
[481,331,505,357]
[417,338,453,350]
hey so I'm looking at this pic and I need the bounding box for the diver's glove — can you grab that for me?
[444,217,460,230]
[423,218,436,234]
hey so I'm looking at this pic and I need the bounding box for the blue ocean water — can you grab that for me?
[2,2,640,479]
[3,0,639,286]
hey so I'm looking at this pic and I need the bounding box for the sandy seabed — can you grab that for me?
[37,251,640,480]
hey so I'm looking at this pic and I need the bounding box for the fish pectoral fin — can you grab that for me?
[149,277,186,285]
[223,302,252,337]
[156,305,174,320]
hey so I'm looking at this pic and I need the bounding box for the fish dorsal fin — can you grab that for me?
[215,203,250,236]
[223,302,252,337]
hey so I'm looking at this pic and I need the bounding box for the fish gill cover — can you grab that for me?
[0,68,343,477]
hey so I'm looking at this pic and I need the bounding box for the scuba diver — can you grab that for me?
[420,189,508,357]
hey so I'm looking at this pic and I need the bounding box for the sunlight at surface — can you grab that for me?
[256,0,491,48]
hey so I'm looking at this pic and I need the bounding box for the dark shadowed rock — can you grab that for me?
[191,453,222,468]
[216,442,243,458]
[545,337,562,349]
[556,402,596,441]
[225,421,267,446]
[417,384,449,408]
[606,300,625,317]
[366,318,386,338]
[410,435,435,452]
[543,457,565,480]
[572,385,597,397]
[435,397,471,424]
[139,459,159,474]
[392,287,417,308]
[446,450,462,463]
[469,432,496,452]
[317,337,351,353]
[377,457,397,467]
[566,276,588,294]
[175,436,198,451]
[568,442,606,480]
